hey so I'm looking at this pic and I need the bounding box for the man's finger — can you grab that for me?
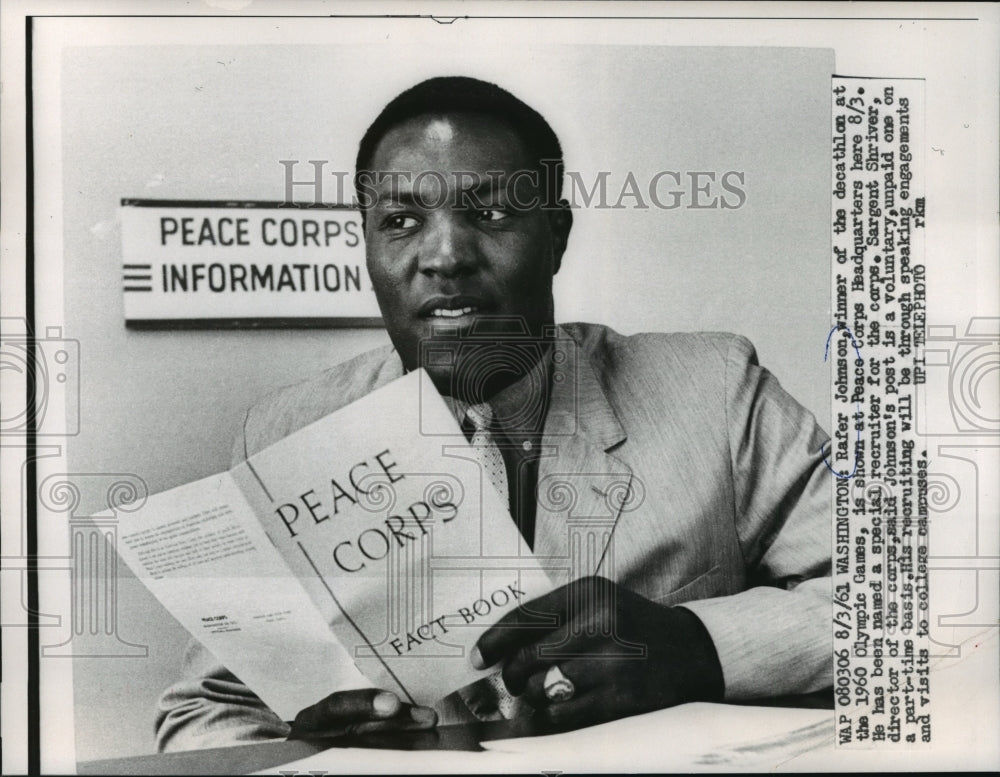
[473,576,611,669]
[520,656,607,707]
[500,623,589,695]
[344,705,438,736]
[535,690,604,730]
[290,688,403,736]
[537,682,640,731]
[502,641,550,695]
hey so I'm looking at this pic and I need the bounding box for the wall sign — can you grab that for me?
[119,199,382,328]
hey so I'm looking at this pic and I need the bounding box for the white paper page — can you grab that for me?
[480,703,832,769]
[257,704,833,775]
[251,747,530,776]
[236,369,554,706]
[113,471,368,721]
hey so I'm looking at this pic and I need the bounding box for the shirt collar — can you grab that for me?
[443,346,553,443]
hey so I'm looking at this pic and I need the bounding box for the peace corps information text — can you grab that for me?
[830,76,930,745]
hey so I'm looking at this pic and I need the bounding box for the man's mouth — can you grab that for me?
[428,306,478,318]
[418,296,487,319]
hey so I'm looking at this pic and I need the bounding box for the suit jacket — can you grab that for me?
[155,323,832,752]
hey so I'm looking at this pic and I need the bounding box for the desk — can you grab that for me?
[77,691,833,775]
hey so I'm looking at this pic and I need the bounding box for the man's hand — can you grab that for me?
[471,576,725,729]
[287,688,437,739]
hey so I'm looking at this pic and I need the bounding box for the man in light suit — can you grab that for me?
[156,76,832,751]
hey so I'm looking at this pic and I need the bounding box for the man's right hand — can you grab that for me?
[287,688,437,739]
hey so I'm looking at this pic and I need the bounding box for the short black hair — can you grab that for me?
[354,76,564,211]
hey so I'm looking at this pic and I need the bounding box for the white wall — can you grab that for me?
[58,42,833,760]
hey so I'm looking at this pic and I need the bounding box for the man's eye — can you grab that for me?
[383,214,420,230]
[473,207,510,223]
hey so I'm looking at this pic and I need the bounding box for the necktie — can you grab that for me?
[465,403,509,506]
[460,403,522,720]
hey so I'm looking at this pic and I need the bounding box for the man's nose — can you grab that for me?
[417,216,477,278]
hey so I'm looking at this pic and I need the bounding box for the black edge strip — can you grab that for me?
[124,318,384,330]
[120,199,359,209]
[25,14,40,776]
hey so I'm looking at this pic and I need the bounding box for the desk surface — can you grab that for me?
[77,691,833,775]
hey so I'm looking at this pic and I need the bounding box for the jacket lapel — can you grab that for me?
[373,347,405,388]
[379,333,632,581]
[532,330,633,583]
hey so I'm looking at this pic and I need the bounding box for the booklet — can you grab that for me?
[113,369,553,720]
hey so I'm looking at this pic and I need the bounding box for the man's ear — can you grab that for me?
[548,200,573,275]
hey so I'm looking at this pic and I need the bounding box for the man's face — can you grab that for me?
[363,113,571,399]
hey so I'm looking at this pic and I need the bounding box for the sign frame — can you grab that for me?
[120,198,383,330]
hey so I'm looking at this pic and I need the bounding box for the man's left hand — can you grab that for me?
[472,576,725,729]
